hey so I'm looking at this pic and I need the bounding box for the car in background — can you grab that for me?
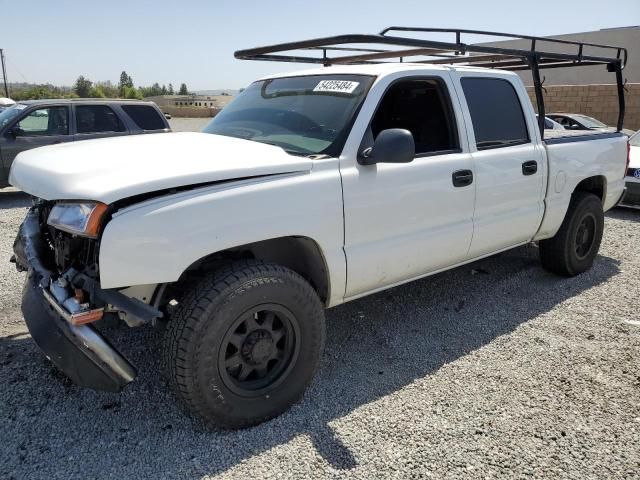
[0,97,16,113]
[537,115,565,131]
[620,130,640,209]
[548,112,635,136]
[0,99,170,187]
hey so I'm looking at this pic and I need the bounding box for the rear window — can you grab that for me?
[121,105,166,130]
[76,105,124,134]
[461,77,529,149]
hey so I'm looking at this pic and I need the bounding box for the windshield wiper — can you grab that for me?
[254,140,310,157]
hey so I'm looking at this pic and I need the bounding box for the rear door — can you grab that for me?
[451,73,546,257]
[73,104,129,141]
[0,105,73,171]
[119,104,170,134]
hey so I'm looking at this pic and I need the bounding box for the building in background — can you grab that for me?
[145,94,235,118]
[475,26,639,130]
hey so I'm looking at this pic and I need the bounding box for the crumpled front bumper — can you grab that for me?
[13,209,137,392]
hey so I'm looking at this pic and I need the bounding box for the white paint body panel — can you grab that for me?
[339,69,475,297]
[534,136,626,240]
[99,163,347,306]
[449,69,547,257]
[9,63,629,308]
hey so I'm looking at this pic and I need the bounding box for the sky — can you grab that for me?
[1,0,639,91]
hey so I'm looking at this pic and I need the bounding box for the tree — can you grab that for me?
[96,81,118,98]
[74,76,93,98]
[151,82,162,96]
[119,71,134,97]
[122,86,143,100]
[161,84,168,95]
[88,85,106,98]
[168,83,174,95]
[179,83,188,95]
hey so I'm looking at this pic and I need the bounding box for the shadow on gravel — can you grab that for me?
[607,206,640,223]
[0,190,31,210]
[0,244,621,479]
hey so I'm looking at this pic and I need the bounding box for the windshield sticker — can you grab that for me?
[313,80,360,94]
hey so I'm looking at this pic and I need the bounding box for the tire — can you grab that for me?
[162,260,325,429]
[539,191,604,277]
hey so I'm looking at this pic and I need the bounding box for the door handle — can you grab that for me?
[452,169,473,187]
[522,160,538,176]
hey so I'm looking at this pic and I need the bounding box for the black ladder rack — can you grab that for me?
[234,27,628,136]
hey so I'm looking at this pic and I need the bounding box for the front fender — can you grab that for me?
[98,166,346,307]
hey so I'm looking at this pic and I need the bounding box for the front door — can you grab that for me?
[341,74,476,299]
[1,106,73,172]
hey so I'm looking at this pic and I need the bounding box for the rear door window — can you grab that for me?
[121,105,166,130]
[461,78,529,149]
[75,105,124,134]
[15,107,69,136]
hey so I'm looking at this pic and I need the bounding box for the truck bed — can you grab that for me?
[543,129,624,144]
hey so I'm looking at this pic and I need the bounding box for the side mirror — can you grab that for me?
[10,126,24,138]
[358,128,415,165]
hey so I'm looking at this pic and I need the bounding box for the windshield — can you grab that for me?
[202,75,375,156]
[0,104,25,130]
[630,130,640,147]
[572,114,607,128]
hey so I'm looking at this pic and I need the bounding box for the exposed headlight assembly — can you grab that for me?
[47,202,108,238]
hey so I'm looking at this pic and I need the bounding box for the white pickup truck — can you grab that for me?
[10,29,630,429]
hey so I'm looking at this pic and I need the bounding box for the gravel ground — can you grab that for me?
[168,117,211,132]
[0,188,639,479]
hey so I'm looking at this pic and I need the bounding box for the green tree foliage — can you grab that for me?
[11,76,193,101]
[88,85,106,98]
[122,86,143,100]
[11,84,77,100]
[96,81,119,98]
[119,71,134,96]
[74,76,93,98]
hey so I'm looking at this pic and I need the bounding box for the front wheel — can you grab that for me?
[163,260,326,429]
[539,191,604,276]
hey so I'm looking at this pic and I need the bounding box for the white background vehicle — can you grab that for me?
[9,28,630,429]
[537,114,565,131]
[620,130,640,208]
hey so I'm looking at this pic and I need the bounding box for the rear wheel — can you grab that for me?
[163,260,325,429]
[539,191,604,276]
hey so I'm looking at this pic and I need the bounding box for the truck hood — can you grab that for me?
[9,132,313,204]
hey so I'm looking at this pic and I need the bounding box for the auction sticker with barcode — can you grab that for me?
[313,80,360,93]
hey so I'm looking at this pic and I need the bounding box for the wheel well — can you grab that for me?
[574,175,606,203]
[175,237,330,304]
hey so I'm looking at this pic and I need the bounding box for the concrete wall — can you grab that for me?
[477,26,639,86]
[525,83,640,131]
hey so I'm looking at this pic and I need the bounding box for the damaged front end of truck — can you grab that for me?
[12,201,162,392]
